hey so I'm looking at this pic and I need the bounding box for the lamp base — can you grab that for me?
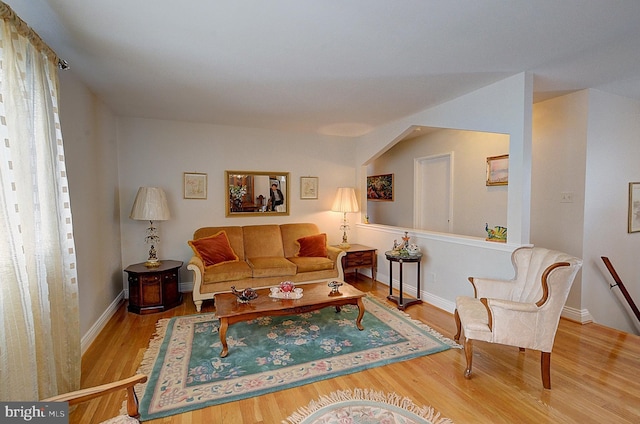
[145,259,161,268]
[145,244,160,267]
[338,227,351,250]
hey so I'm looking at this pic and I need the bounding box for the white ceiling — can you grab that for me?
[7,0,640,137]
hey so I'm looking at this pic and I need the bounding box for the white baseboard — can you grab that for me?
[561,305,593,324]
[81,291,125,354]
[376,275,456,314]
[377,274,589,322]
[181,281,194,293]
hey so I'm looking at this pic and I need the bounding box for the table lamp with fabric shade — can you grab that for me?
[130,187,171,267]
[331,187,359,249]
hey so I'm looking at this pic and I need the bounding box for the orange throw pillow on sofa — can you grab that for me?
[296,233,328,257]
[188,231,239,267]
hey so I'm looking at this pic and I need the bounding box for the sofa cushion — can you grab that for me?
[296,233,328,257]
[188,231,239,267]
[247,257,297,277]
[287,256,335,273]
[281,223,322,258]
[203,261,252,284]
[193,226,245,260]
[243,225,284,258]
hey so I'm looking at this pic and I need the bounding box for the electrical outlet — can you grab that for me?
[430,272,437,283]
[560,192,574,203]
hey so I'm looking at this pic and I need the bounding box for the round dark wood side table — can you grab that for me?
[385,251,423,310]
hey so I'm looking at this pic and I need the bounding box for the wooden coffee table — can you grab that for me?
[214,281,366,357]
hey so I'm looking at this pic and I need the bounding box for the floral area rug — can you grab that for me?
[284,388,453,424]
[135,296,459,421]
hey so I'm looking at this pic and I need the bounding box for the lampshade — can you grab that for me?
[331,187,359,213]
[130,187,171,221]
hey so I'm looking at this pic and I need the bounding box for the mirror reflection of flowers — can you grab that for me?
[229,184,247,200]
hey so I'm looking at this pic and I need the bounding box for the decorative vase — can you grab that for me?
[279,281,295,293]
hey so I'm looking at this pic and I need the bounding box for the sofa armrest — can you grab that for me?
[326,245,341,262]
[327,246,346,281]
[188,256,204,275]
[187,256,205,311]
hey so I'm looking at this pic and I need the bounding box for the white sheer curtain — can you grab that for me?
[0,4,80,400]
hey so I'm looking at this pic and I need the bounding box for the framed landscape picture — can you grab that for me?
[486,154,509,186]
[367,174,393,201]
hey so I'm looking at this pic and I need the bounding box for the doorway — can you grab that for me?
[414,153,453,232]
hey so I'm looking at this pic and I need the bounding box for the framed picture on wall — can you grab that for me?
[486,154,509,186]
[367,174,393,201]
[628,182,640,233]
[300,176,318,199]
[184,172,207,199]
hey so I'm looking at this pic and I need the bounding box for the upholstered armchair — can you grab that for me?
[454,246,582,389]
[43,374,147,423]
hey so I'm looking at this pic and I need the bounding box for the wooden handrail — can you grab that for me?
[601,256,640,323]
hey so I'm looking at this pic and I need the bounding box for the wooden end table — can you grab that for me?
[385,251,423,310]
[337,244,377,280]
[125,260,183,314]
[214,281,365,357]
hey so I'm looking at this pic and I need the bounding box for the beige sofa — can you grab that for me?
[187,223,345,311]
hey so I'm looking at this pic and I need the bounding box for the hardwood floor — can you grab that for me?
[71,275,640,423]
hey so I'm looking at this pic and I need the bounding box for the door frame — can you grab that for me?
[413,152,454,232]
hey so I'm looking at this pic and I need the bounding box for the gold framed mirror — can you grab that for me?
[225,171,289,217]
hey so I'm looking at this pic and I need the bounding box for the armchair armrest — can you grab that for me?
[481,297,540,346]
[484,297,540,313]
[43,374,147,418]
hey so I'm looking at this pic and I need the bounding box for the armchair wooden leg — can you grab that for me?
[126,386,141,419]
[463,338,473,379]
[541,351,551,389]
[454,309,461,341]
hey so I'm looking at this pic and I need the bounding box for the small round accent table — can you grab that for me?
[385,251,423,310]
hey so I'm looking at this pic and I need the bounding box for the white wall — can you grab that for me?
[116,118,357,289]
[583,90,640,333]
[58,71,122,341]
[531,91,588,312]
[532,89,640,334]
[352,73,533,313]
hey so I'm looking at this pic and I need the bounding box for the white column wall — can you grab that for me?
[353,73,533,312]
